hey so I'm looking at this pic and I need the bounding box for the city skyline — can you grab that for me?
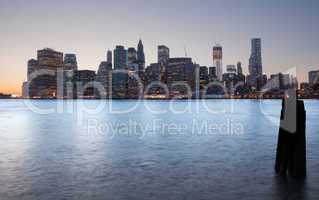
[20,40,319,99]
[1,0,319,95]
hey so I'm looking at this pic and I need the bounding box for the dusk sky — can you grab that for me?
[0,0,318,95]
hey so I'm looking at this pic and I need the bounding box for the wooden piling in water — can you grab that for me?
[275,96,306,179]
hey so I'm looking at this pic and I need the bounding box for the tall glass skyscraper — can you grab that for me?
[213,45,223,81]
[113,46,127,70]
[248,38,263,89]
[113,45,128,98]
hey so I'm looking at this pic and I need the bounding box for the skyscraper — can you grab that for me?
[23,48,65,98]
[127,47,139,72]
[199,66,209,91]
[137,39,145,72]
[237,62,243,75]
[64,54,78,71]
[96,61,112,98]
[309,70,319,85]
[209,67,217,81]
[74,70,96,98]
[128,47,137,64]
[213,45,223,81]
[126,47,140,98]
[158,45,170,65]
[248,38,263,89]
[226,65,237,74]
[37,48,64,69]
[62,54,77,98]
[107,50,112,67]
[166,57,195,97]
[200,66,209,81]
[27,59,39,81]
[113,46,127,70]
[236,62,245,83]
[25,59,39,97]
[34,48,64,98]
[113,45,128,98]
[143,63,162,96]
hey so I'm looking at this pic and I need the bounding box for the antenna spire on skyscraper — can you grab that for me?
[184,45,188,57]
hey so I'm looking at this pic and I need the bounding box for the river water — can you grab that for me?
[0,99,318,199]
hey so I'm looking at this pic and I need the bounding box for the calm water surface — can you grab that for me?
[0,100,318,200]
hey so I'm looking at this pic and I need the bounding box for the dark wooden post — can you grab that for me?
[275,91,306,179]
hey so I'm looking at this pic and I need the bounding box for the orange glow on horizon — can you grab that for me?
[0,85,22,96]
